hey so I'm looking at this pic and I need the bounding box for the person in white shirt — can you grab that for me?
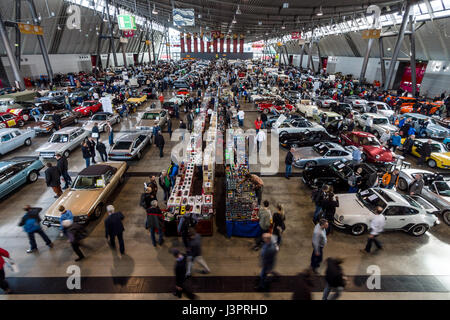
[379,129,391,146]
[364,116,374,133]
[362,206,386,253]
[255,130,266,153]
[237,110,245,127]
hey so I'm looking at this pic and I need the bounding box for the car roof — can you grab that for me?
[351,131,376,138]
[78,164,116,176]
[53,126,82,134]
[372,188,410,206]
[415,138,441,144]
[0,128,21,134]
[116,132,146,141]
[404,113,428,119]
[363,113,387,118]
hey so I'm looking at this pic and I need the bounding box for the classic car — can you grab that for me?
[266,112,303,128]
[73,100,102,117]
[68,91,89,105]
[341,131,395,164]
[0,111,27,128]
[333,188,439,236]
[292,142,356,169]
[0,156,44,199]
[343,95,368,109]
[313,111,343,124]
[399,138,450,169]
[296,101,319,118]
[36,127,89,159]
[141,87,157,99]
[367,101,394,118]
[330,103,353,117]
[272,115,326,137]
[6,107,34,123]
[355,113,398,138]
[280,130,340,149]
[108,133,152,160]
[34,100,66,113]
[257,100,293,114]
[403,113,450,139]
[27,110,78,134]
[136,109,168,131]
[312,95,337,108]
[176,89,190,97]
[302,160,377,193]
[127,95,147,105]
[35,90,66,104]
[42,162,127,226]
[0,128,35,155]
[82,112,121,132]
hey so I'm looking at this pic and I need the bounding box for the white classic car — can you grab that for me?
[333,188,439,236]
[0,128,35,155]
[296,101,319,118]
[355,113,399,138]
[36,127,89,159]
[273,115,326,137]
[83,112,121,132]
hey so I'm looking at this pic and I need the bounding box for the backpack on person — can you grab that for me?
[24,217,41,233]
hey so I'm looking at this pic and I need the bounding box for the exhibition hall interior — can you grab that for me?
[0,0,450,302]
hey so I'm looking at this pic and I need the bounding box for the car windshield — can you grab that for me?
[357,189,387,213]
[373,118,388,125]
[113,141,132,150]
[41,114,54,121]
[331,161,353,177]
[72,175,105,189]
[362,136,380,146]
[403,195,424,209]
[142,113,159,120]
[92,114,107,121]
[431,143,446,152]
[313,143,329,155]
[49,134,69,143]
[434,181,450,196]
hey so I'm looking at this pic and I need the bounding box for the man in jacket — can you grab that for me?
[260,112,268,129]
[81,141,92,168]
[285,147,296,179]
[171,248,196,299]
[186,230,210,277]
[409,174,424,195]
[311,219,328,273]
[91,123,100,144]
[256,233,278,291]
[187,110,194,132]
[322,258,346,300]
[63,220,86,261]
[19,205,53,253]
[155,131,165,158]
[402,134,415,157]
[253,201,271,251]
[87,137,97,164]
[53,112,62,130]
[45,162,62,198]
[104,205,125,254]
[0,247,11,294]
[145,200,164,247]
[96,141,108,162]
[390,132,402,152]
[418,139,432,166]
[361,206,386,253]
[55,153,71,189]
[159,171,171,201]
[105,121,114,146]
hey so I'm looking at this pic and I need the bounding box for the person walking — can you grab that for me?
[63,220,87,261]
[81,141,92,168]
[272,204,286,247]
[140,187,154,210]
[145,200,164,247]
[178,210,196,248]
[0,248,12,294]
[285,147,296,179]
[87,137,97,164]
[320,193,339,235]
[254,117,263,133]
[312,185,328,223]
[19,205,53,253]
[155,131,165,158]
[261,112,268,129]
[187,110,194,132]
[104,205,125,255]
[105,121,114,146]
[55,153,71,189]
[159,171,171,201]
[96,141,108,162]
[170,248,197,299]
[361,206,385,253]
[255,129,266,153]
[58,205,73,237]
[418,139,432,166]
[237,109,245,127]
[45,162,62,198]
[92,123,100,144]
[322,258,346,300]
[352,147,363,166]
[167,116,173,139]
[311,219,328,274]
[186,229,210,277]
[253,200,272,251]
[256,233,278,291]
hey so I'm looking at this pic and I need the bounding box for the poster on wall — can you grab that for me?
[173,9,195,26]
[117,15,137,30]
[100,96,113,113]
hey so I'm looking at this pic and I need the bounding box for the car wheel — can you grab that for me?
[18,120,24,127]
[374,131,380,139]
[305,161,316,168]
[397,178,408,191]
[136,151,142,160]
[350,223,367,236]
[443,211,450,226]
[91,204,104,220]
[361,153,367,161]
[51,127,57,133]
[73,117,78,124]
[89,111,93,116]
[24,138,32,146]
[63,150,70,158]
[27,170,38,183]
[263,109,269,114]
[409,224,429,236]
[427,159,437,168]
[291,143,298,148]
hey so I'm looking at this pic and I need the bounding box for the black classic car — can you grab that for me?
[331,103,353,117]
[280,130,340,149]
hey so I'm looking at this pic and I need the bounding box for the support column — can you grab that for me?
[121,41,127,67]
[307,42,316,74]
[360,38,375,82]
[26,0,53,83]
[0,13,24,90]
[299,44,305,69]
[151,29,156,64]
[383,1,412,91]
[15,0,21,68]
[105,0,117,67]
[379,37,386,86]
[316,42,322,71]
[409,15,417,96]
[95,22,104,72]
[136,30,144,65]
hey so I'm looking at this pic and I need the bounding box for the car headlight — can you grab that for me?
[376,155,380,159]
[313,178,318,183]
[338,216,344,222]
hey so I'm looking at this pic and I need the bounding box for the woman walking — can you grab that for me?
[272,204,286,247]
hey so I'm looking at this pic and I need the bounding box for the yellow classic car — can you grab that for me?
[127,95,147,105]
[401,138,450,169]
[43,162,127,226]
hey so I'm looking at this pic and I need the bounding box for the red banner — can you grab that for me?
[186,34,191,52]
[291,32,301,39]
[213,36,218,53]
[239,34,244,53]
[180,33,185,53]
[219,34,224,53]
[233,34,238,53]
[226,37,231,53]
[193,33,198,53]
[207,41,211,53]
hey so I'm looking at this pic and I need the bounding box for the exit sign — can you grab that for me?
[118,15,136,30]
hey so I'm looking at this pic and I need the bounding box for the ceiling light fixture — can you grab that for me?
[232,16,237,24]
[316,6,323,16]
[236,5,241,15]
[258,21,262,25]
[152,4,158,15]
[283,3,289,9]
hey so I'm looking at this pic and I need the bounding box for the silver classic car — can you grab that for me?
[36,127,89,159]
[136,109,168,131]
[108,132,151,160]
[82,112,121,132]
[0,128,35,155]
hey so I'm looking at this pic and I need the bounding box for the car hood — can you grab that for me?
[335,193,374,217]
[428,124,449,132]
[27,121,52,128]
[376,123,398,132]
[137,119,158,127]
[45,189,103,217]
[430,152,450,162]
[293,147,319,159]
[36,142,66,153]
[364,145,394,160]
[74,106,87,111]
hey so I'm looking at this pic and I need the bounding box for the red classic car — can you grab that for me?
[176,89,190,96]
[0,112,27,128]
[340,131,395,163]
[73,100,102,116]
[6,108,32,122]
[257,100,294,114]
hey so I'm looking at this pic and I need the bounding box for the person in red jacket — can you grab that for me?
[158,93,165,108]
[254,117,263,133]
[0,248,11,294]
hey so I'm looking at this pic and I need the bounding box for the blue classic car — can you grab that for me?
[0,157,44,199]
[403,113,450,139]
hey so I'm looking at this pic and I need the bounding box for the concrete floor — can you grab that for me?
[0,92,449,299]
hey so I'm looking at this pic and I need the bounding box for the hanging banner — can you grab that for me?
[100,96,113,113]
[362,29,381,39]
[200,32,205,53]
[298,39,305,45]
[117,15,137,30]
[186,33,191,52]
[239,34,245,53]
[219,33,225,53]
[226,36,231,53]
[180,33,185,53]
[212,32,218,53]
[291,32,301,40]
[233,34,238,53]
[122,30,134,37]
[18,23,43,35]
[193,33,198,53]
[119,37,128,44]
[207,41,211,53]
[172,8,195,27]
